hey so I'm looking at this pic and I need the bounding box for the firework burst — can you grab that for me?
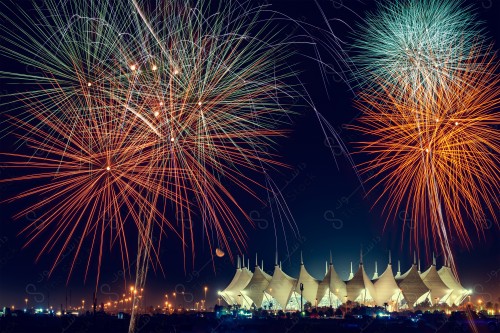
[352,0,485,93]
[351,46,500,264]
[0,0,298,284]
[1,100,183,282]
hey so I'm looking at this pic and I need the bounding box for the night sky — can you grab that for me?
[0,0,499,310]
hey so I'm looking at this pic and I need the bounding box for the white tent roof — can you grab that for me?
[421,263,451,305]
[293,254,319,304]
[397,264,429,308]
[220,269,240,305]
[221,270,241,304]
[266,264,296,309]
[373,263,399,306]
[220,252,470,310]
[438,265,469,306]
[220,257,253,306]
[220,256,244,305]
[346,263,377,305]
[316,255,347,306]
[230,267,253,306]
[241,265,271,308]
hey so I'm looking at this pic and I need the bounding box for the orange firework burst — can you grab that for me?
[0,0,297,287]
[351,45,500,266]
[1,100,182,283]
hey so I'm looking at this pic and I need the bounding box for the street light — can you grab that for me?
[300,283,304,313]
[82,300,85,311]
[25,298,28,309]
[140,288,144,312]
[204,286,208,302]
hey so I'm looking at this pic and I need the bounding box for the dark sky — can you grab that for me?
[0,0,499,310]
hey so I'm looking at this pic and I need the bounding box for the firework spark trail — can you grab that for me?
[351,46,500,271]
[119,0,301,263]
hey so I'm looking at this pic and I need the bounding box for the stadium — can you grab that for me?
[219,252,471,312]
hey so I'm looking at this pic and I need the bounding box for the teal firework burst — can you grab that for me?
[352,0,486,92]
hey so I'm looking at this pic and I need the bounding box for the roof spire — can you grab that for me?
[248,258,250,269]
[300,251,303,265]
[262,260,264,270]
[237,255,241,269]
[397,260,401,274]
[242,254,245,268]
[325,261,328,274]
[275,250,278,266]
[329,250,333,265]
[255,253,258,267]
[418,255,421,273]
[373,261,379,279]
[279,261,282,269]
[360,246,363,265]
[348,261,354,280]
[413,251,417,265]
[389,250,392,265]
[432,252,436,266]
